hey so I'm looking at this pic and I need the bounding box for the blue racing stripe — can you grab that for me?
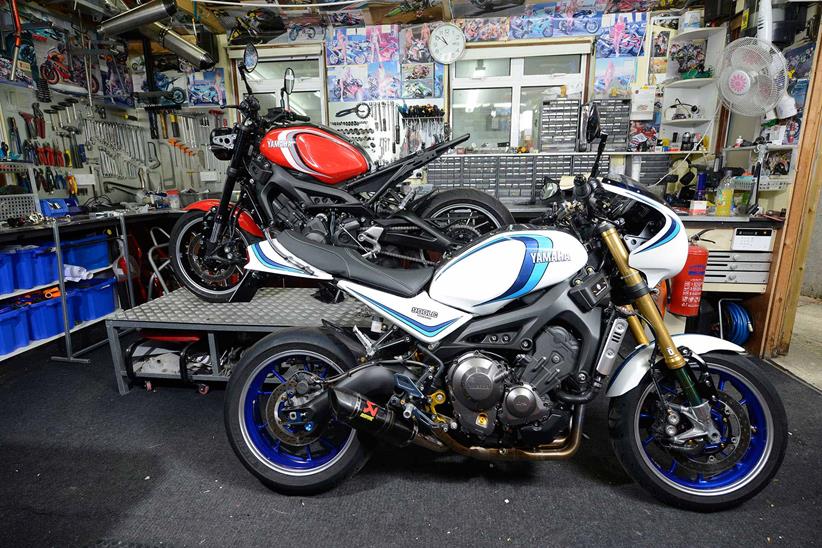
[251,243,304,274]
[348,289,459,337]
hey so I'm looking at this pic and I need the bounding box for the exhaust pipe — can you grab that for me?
[99,0,177,36]
[329,388,445,452]
[139,23,215,70]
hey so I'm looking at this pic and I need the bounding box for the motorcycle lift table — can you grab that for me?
[106,287,370,395]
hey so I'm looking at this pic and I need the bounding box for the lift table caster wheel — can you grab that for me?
[145,380,153,392]
[197,383,210,395]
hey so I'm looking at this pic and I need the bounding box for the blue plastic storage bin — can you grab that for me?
[0,249,14,294]
[0,306,29,355]
[13,244,57,289]
[39,198,69,218]
[77,277,117,321]
[63,234,110,270]
[25,298,64,340]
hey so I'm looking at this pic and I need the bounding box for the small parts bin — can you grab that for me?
[62,234,110,270]
[25,297,65,339]
[11,244,58,290]
[0,249,14,294]
[76,277,117,321]
[0,306,29,355]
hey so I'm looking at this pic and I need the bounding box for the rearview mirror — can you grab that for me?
[584,102,602,144]
[283,68,295,95]
[242,43,258,72]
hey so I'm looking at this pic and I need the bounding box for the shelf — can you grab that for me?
[0,265,113,302]
[671,26,726,42]
[664,77,716,89]
[722,144,798,153]
[662,118,713,126]
[703,282,767,294]
[0,313,111,363]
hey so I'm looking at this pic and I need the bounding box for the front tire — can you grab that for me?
[170,210,255,303]
[609,353,787,511]
[224,329,368,494]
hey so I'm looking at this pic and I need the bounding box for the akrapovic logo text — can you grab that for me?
[411,307,438,319]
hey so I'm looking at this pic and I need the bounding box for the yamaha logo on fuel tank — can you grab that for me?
[530,249,571,263]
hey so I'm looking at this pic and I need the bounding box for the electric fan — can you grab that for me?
[715,0,788,117]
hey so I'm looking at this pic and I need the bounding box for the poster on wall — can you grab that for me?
[509,2,557,40]
[99,42,134,107]
[328,65,368,102]
[596,12,646,58]
[400,24,433,63]
[553,3,602,37]
[188,69,227,106]
[326,25,402,102]
[457,18,510,42]
[593,57,636,98]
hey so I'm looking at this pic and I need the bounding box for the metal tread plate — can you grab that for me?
[108,287,370,330]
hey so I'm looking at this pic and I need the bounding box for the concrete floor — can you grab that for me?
[773,295,822,390]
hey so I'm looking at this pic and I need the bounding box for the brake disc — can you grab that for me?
[263,383,321,447]
[673,392,751,475]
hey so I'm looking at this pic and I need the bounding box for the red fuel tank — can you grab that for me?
[260,126,369,184]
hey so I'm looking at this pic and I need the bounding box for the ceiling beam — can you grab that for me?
[174,0,225,34]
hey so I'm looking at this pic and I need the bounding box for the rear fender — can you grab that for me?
[184,199,263,238]
[606,334,746,398]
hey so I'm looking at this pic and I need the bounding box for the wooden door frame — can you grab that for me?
[762,29,822,356]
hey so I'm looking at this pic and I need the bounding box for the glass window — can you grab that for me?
[518,86,564,149]
[452,88,512,148]
[455,58,510,79]
[251,60,319,82]
[248,91,323,124]
[523,55,581,76]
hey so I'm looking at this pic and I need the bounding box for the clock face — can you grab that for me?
[428,24,466,65]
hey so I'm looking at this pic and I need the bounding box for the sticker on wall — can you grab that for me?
[188,68,227,106]
[596,12,646,58]
[593,57,636,98]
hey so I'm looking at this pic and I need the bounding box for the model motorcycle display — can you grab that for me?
[170,45,513,302]
[223,103,787,511]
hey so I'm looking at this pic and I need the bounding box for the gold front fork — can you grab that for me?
[600,225,702,405]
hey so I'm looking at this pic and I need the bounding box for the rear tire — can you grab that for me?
[224,329,369,494]
[418,188,515,247]
[609,353,787,511]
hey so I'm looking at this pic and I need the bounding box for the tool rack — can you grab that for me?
[106,287,371,395]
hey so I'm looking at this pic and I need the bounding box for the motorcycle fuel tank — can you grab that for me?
[429,229,588,315]
[260,126,369,184]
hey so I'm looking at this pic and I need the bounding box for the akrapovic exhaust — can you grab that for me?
[139,22,215,70]
[99,0,177,36]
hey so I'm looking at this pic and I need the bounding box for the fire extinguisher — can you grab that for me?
[668,233,710,317]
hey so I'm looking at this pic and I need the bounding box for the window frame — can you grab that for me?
[232,49,327,124]
[450,44,589,148]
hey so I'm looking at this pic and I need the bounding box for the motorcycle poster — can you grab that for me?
[457,17,510,42]
[188,69,227,107]
[593,56,636,98]
[508,3,558,40]
[367,61,401,100]
[366,25,400,63]
[596,12,646,58]
[327,65,368,102]
[99,45,134,108]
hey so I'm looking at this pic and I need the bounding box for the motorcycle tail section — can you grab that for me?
[245,238,333,280]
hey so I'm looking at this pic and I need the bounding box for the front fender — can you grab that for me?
[605,334,745,398]
[184,199,264,238]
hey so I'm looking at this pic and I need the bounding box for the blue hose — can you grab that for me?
[724,302,753,346]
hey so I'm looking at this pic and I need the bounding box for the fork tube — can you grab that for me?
[599,223,701,405]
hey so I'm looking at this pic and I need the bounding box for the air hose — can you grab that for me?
[722,301,753,346]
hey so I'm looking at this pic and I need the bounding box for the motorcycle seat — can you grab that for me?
[277,230,434,298]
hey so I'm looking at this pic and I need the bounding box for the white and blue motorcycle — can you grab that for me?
[224,105,787,511]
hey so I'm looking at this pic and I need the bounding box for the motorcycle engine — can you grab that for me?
[447,351,552,439]
[446,326,580,443]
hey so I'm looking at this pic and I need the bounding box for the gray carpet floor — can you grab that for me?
[0,334,820,547]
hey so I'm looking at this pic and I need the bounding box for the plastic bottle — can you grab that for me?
[715,169,735,216]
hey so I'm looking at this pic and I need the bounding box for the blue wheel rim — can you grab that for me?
[637,363,771,495]
[240,351,354,475]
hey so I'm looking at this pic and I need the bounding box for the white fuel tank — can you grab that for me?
[429,229,588,315]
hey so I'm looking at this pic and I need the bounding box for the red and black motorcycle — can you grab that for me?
[170,45,513,302]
